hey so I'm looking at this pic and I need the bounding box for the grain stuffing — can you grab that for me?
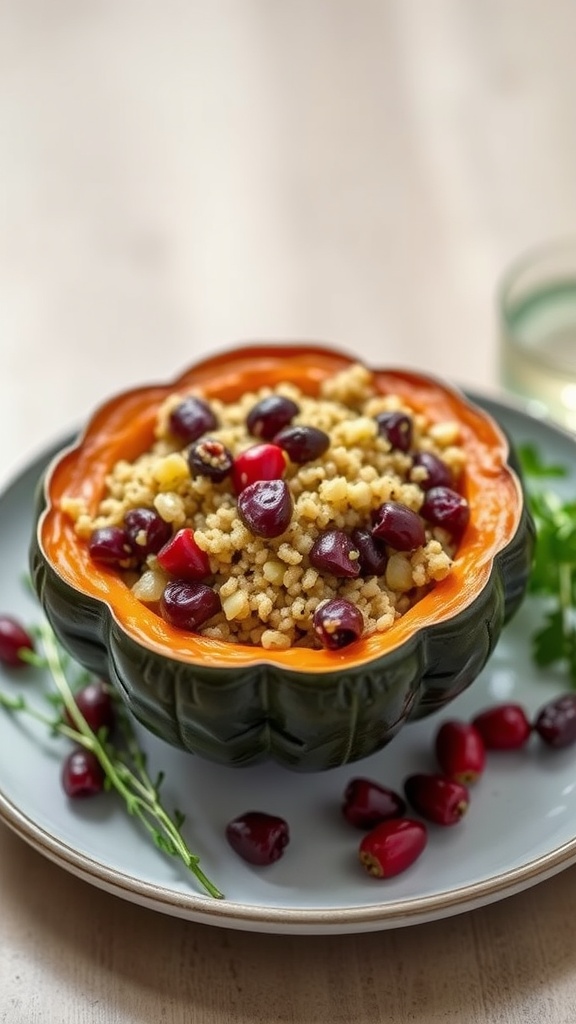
[62,363,469,651]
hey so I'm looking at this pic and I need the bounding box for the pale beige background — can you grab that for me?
[1,2,576,1022]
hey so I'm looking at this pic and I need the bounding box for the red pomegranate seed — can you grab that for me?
[62,748,105,798]
[156,528,211,581]
[236,479,293,538]
[359,818,427,878]
[313,598,364,650]
[0,615,35,668]
[533,693,576,749]
[472,703,532,750]
[435,720,486,784]
[404,773,469,826]
[160,580,221,631]
[342,778,407,830]
[309,530,361,577]
[371,502,426,551]
[225,811,290,865]
[232,443,286,494]
[64,681,115,734]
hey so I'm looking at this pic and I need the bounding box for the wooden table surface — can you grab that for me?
[1,2,576,1021]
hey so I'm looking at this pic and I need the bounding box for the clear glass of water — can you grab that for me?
[499,237,576,430]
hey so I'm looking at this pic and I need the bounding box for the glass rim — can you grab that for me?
[498,234,576,325]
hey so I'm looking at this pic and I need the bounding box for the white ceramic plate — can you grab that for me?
[1,396,575,935]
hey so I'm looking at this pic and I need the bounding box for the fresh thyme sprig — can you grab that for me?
[0,620,224,899]
[518,442,576,688]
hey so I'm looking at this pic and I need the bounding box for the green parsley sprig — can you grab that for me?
[519,442,576,688]
[0,620,224,900]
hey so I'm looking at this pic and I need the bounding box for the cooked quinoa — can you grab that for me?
[62,363,468,650]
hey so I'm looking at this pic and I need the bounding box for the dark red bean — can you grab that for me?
[309,530,361,577]
[375,411,413,453]
[342,778,406,829]
[88,526,134,568]
[435,720,486,784]
[160,580,221,631]
[472,703,532,750]
[273,425,330,463]
[0,615,35,668]
[350,527,387,576]
[313,598,364,650]
[404,773,469,826]
[169,396,218,443]
[64,681,115,734]
[157,528,211,581]
[124,507,172,558]
[371,502,426,551]
[232,443,286,494]
[412,452,452,490]
[534,694,576,749]
[246,395,299,440]
[62,748,105,798]
[188,438,233,482]
[359,819,428,878]
[225,811,290,865]
[420,486,470,539]
[237,479,293,538]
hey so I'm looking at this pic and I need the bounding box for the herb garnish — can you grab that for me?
[519,442,576,688]
[0,620,224,899]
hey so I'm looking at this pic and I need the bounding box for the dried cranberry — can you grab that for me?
[420,486,470,539]
[350,527,387,576]
[157,528,211,581]
[375,411,413,452]
[225,811,290,865]
[188,438,233,482]
[313,598,364,650]
[0,615,35,668]
[246,395,299,440]
[435,720,486,784]
[62,748,105,798]
[534,693,576,749]
[472,703,532,750]
[232,443,286,494]
[273,425,330,463]
[236,479,293,538]
[359,819,428,878]
[404,773,469,826]
[342,778,406,829]
[64,681,115,734]
[88,526,134,568]
[412,452,452,490]
[371,502,426,551]
[160,580,221,631]
[124,507,172,557]
[169,396,218,443]
[309,530,361,577]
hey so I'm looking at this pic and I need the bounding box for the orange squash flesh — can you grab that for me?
[39,344,522,673]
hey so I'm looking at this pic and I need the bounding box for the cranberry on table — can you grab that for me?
[313,598,364,650]
[472,703,532,750]
[236,479,293,538]
[435,720,486,784]
[404,773,469,826]
[232,443,286,494]
[124,507,172,558]
[88,526,134,568]
[188,438,233,482]
[309,529,361,577]
[273,425,330,464]
[225,811,290,865]
[533,693,576,749]
[246,395,299,440]
[0,615,35,668]
[411,452,452,490]
[157,528,211,581]
[160,580,221,631]
[371,502,426,552]
[358,818,428,879]
[342,778,406,829]
[62,747,105,798]
[350,527,387,576]
[375,411,413,453]
[169,396,218,443]
[420,486,470,539]
[64,681,115,734]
